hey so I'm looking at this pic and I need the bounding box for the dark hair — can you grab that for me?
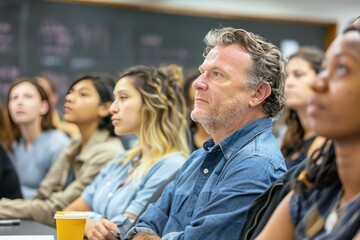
[183,69,199,109]
[68,73,116,136]
[7,77,54,143]
[344,24,360,34]
[293,140,337,197]
[183,69,200,131]
[280,47,324,157]
[288,46,324,73]
[293,27,360,196]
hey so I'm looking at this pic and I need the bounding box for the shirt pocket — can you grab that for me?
[171,194,188,215]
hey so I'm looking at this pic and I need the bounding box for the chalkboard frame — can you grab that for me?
[56,0,337,48]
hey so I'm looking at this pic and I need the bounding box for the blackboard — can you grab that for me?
[0,0,334,109]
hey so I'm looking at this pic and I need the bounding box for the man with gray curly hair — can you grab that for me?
[125,27,287,240]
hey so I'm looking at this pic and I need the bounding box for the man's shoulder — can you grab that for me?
[224,130,285,174]
[227,127,281,156]
[221,118,275,155]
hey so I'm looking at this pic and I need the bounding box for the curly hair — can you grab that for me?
[118,65,190,183]
[159,63,185,88]
[203,27,287,118]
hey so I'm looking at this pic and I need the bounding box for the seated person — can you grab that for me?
[6,78,70,198]
[0,73,124,226]
[0,100,22,199]
[276,47,326,170]
[64,65,190,240]
[183,69,211,151]
[256,25,360,240]
[125,27,287,240]
[35,75,80,139]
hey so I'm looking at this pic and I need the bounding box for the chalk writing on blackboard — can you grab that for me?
[0,65,19,79]
[40,19,72,57]
[75,24,111,55]
[137,33,189,65]
[0,21,13,54]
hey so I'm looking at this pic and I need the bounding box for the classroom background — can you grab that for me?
[0,0,358,109]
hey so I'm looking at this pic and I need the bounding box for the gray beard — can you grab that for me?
[191,95,248,135]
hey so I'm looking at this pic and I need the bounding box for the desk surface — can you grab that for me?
[0,220,56,238]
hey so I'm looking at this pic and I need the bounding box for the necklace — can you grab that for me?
[324,190,360,233]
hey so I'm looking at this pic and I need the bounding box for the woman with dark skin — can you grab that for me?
[257,25,360,240]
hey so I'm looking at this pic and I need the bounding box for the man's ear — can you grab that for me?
[249,82,271,107]
[40,101,49,116]
[98,101,111,118]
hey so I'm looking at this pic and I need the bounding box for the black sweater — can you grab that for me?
[0,145,22,199]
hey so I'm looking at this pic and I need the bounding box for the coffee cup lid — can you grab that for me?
[54,211,87,219]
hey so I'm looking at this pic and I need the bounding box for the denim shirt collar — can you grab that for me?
[202,117,272,161]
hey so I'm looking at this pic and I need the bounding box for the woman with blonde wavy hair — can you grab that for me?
[64,65,190,240]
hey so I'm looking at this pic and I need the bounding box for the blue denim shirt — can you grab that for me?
[125,117,286,240]
[82,151,186,236]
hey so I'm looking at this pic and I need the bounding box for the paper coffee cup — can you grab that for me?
[54,211,87,240]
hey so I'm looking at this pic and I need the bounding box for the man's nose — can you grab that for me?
[192,74,208,91]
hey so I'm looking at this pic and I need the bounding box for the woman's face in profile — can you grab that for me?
[307,29,360,140]
[110,76,142,136]
[285,56,317,111]
[63,79,102,125]
[8,81,48,126]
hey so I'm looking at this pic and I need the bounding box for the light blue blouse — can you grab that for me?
[10,129,70,198]
[82,151,186,235]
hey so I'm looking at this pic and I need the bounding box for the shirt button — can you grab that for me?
[107,192,113,198]
[203,168,209,174]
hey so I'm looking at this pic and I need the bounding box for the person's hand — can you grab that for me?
[131,232,161,240]
[85,218,120,240]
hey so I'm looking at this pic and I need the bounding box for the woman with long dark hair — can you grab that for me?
[277,47,325,169]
